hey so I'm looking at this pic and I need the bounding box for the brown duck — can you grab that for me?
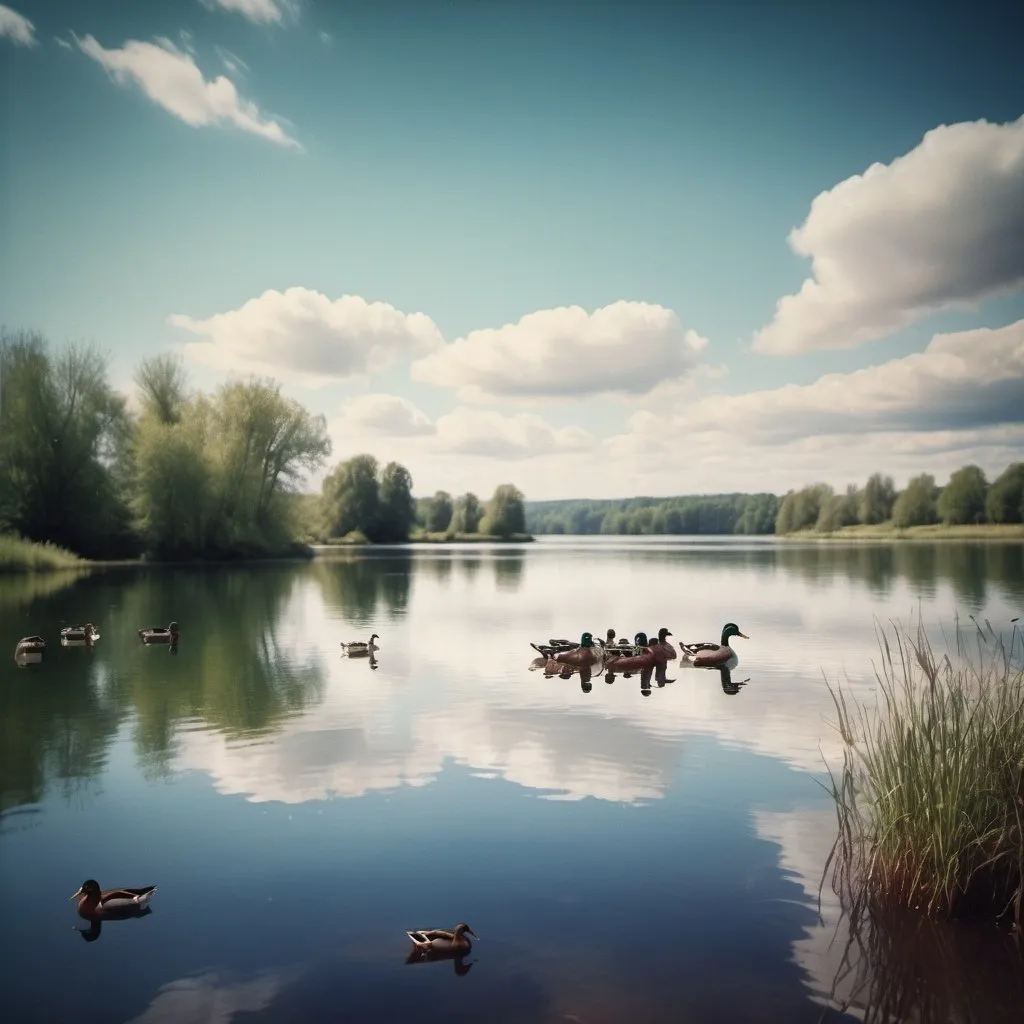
[681,623,749,666]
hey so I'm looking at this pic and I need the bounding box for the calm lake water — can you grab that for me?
[2,536,1023,1024]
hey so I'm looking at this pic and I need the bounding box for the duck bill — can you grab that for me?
[737,632,750,639]
[69,888,83,900]
[467,928,479,939]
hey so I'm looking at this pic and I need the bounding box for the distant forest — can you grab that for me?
[525,463,1024,536]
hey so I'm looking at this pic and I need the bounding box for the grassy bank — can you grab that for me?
[0,534,87,573]
[824,616,1024,928]
[784,522,1024,541]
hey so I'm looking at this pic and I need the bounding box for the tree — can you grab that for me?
[775,483,832,534]
[985,462,1024,524]
[816,485,859,532]
[0,329,134,556]
[425,490,454,533]
[134,353,188,426]
[377,462,416,542]
[858,473,896,525]
[451,492,483,534]
[321,454,380,539]
[481,483,526,537]
[937,464,988,525]
[892,473,939,528]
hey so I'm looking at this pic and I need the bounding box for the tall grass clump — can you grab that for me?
[0,533,85,572]
[823,614,1024,928]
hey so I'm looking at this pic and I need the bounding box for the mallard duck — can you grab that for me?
[554,632,603,669]
[653,627,676,659]
[70,880,157,918]
[406,923,477,953]
[681,622,749,666]
[530,638,578,658]
[341,634,379,656]
[604,632,663,672]
[138,622,179,644]
[60,623,99,645]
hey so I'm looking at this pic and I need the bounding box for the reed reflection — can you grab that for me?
[828,903,1024,1023]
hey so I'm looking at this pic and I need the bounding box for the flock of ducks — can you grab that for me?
[13,622,180,665]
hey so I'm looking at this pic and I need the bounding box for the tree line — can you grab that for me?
[526,464,1024,536]
[0,330,529,559]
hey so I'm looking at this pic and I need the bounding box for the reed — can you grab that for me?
[0,533,85,572]
[823,613,1024,928]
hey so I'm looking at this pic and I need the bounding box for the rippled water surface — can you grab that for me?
[2,537,1022,1023]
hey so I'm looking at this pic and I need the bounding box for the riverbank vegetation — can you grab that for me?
[824,616,1023,928]
[0,534,85,573]
[1,330,531,564]
[525,463,1024,538]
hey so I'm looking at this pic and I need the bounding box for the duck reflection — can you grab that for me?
[718,664,749,696]
[76,905,153,943]
[14,636,46,666]
[405,946,474,976]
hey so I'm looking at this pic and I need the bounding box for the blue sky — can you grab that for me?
[1,0,1022,499]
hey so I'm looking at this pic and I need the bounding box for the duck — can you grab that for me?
[680,622,749,667]
[530,637,578,659]
[15,635,46,654]
[70,880,157,918]
[553,632,603,669]
[138,622,179,644]
[341,634,379,656]
[604,632,665,673]
[598,628,618,647]
[60,623,99,645]
[651,627,676,660]
[406,923,478,953]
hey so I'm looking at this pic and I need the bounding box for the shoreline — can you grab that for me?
[775,523,1024,543]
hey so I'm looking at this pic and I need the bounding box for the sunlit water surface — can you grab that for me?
[2,537,1022,1023]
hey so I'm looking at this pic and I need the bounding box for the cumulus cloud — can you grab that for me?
[170,288,444,387]
[433,407,594,459]
[0,4,34,46]
[75,34,300,149]
[624,318,1024,447]
[200,0,298,25]
[339,393,436,437]
[754,115,1024,355]
[411,300,709,401]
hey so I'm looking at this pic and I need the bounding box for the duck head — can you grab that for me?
[721,623,749,645]
[579,632,594,648]
[70,879,100,901]
[658,627,673,642]
[634,632,649,646]
[453,923,478,940]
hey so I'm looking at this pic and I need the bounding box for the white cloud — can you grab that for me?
[76,35,301,149]
[754,115,1024,355]
[200,0,298,25]
[411,300,709,401]
[0,4,34,46]
[433,407,594,459]
[339,393,436,437]
[629,318,1024,447]
[214,45,249,77]
[170,288,444,387]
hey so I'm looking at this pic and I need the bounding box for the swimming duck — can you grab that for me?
[554,632,603,669]
[60,623,99,645]
[406,923,478,953]
[530,637,578,658]
[648,627,676,659]
[341,634,379,656]
[681,623,749,667]
[70,880,157,918]
[605,632,665,673]
[138,622,179,644]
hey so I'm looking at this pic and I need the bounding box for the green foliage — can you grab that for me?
[424,490,454,533]
[527,493,775,535]
[0,329,136,557]
[859,473,897,525]
[0,533,85,572]
[937,465,988,525]
[451,492,483,534]
[985,462,1024,524]
[776,483,833,533]
[825,617,1024,926]
[816,485,861,533]
[481,483,526,537]
[320,454,417,542]
[892,473,939,528]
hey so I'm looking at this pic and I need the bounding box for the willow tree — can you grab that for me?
[481,483,527,537]
[0,329,133,556]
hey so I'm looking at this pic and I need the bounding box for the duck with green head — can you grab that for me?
[553,632,602,669]
[681,623,749,667]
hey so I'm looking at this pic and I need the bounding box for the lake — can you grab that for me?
[2,536,1023,1024]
